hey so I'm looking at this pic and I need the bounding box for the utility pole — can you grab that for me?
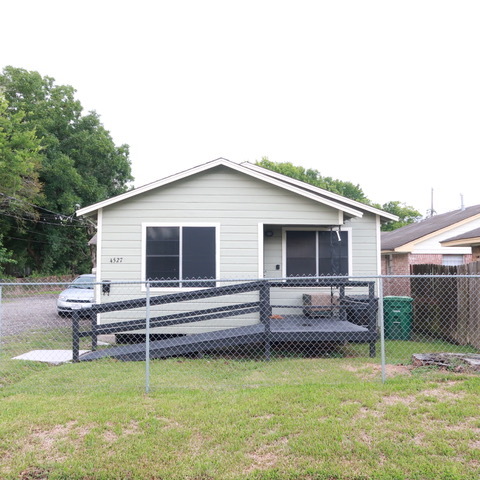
[427,188,436,217]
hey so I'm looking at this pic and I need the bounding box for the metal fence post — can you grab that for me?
[145,281,151,394]
[378,277,387,383]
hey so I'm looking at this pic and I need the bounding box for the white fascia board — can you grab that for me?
[442,237,480,247]
[76,158,231,217]
[412,246,472,255]
[77,157,363,219]
[242,162,398,222]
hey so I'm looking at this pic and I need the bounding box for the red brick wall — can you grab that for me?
[381,252,474,296]
[381,254,411,296]
[381,253,410,276]
[382,253,474,275]
[410,254,443,265]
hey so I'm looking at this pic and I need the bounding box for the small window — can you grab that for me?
[286,230,349,278]
[145,226,216,287]
[442,254,464,266]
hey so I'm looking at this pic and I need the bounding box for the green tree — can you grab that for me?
[376,201,422,231]
[0,94,44,274]
[0,66,133,275]
[256,157,370,203]
[0,94,43,211]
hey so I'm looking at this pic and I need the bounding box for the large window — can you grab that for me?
[145,226,216,287]
[286,230,349,278]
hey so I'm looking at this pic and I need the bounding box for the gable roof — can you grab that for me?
[77,157,397,221]
[241,162,397,221]
[382,204,480,252]
[441,227,480,247]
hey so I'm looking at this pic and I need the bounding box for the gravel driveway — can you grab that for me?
[1,294,71,336]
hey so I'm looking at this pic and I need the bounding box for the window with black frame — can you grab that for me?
[286,230,349,279]
[145,226,216,287]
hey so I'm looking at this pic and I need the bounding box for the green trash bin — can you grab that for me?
[383,296,413,340]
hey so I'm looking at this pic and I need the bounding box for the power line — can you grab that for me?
[1,210,82,227]
[0,192,84,225]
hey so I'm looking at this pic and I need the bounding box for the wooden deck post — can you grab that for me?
[89,308,97,351]
[260,281,272,360]
[72,308,81,363]
[339,284,347,321]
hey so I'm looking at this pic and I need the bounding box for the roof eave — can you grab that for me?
[441,237,480,247]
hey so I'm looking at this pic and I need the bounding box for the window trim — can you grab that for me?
[281,227,352,278]
[141,222,220,290]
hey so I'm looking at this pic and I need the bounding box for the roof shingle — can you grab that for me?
[382,204,480,251]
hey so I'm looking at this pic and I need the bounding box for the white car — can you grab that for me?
[57,274,96,316]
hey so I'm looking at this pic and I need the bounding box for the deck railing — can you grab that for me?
[72,280,272,362]
[72,279,377,362]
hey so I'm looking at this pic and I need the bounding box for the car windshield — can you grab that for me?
[70,276,95,289]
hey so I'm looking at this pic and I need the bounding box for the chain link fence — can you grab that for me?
[1,275,479,393]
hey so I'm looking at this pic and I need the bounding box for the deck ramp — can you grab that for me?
[80,324,265,361]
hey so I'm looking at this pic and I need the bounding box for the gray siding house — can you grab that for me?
[77,158,397,333]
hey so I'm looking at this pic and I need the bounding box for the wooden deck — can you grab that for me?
[80,315,376,362]
[74,280,379,362]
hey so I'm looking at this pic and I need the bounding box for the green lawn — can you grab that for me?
[1,348,479,480]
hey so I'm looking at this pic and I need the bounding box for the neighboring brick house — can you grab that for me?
[381,205,480,295]
[441,227,480,261]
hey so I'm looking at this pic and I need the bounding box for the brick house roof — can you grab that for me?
[441,227,480,247]
[382,204,480,252]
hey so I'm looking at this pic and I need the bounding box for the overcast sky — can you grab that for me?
[3,1,479,217]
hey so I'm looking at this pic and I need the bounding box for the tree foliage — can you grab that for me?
[256,157,421,231]
[0,94,43,213]
[375,201,422,231]
[256,158,370,203]
[0,66,133,275]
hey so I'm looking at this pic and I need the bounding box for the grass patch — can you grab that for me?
[1,328,479,479]
[0,353,479,479]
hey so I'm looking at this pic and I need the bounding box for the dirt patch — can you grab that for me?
[420,388,465,401]
[382,394,416,406]
[343,363,412,379]
[156,416,182,429]
[20,420,143,461]
[102,420,141,443]
[374,363,412,377]
[19,466,52,480]
[243,437,289,473]
[20,421,84,462]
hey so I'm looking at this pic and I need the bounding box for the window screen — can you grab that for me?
[286,231,316,277]
[146,226,216,287]
[286,230,349,278]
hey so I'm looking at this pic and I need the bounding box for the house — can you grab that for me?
[381,205,480,278]
[77,158,397,335]
[440,227,480,261]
